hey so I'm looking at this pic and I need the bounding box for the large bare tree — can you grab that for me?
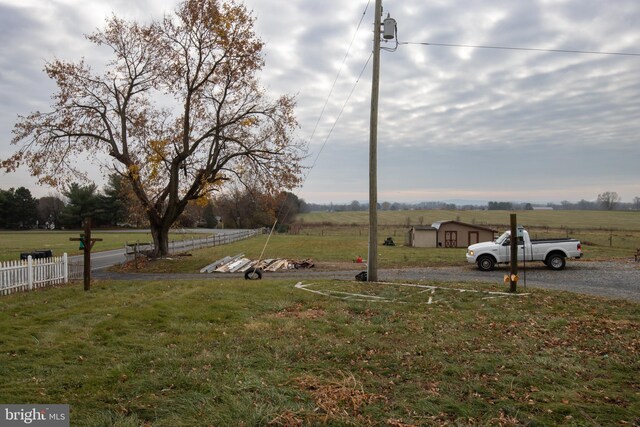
[597,191,620,211]
[3,0,304,256]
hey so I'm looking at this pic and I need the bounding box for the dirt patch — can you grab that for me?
[275,371,384,424]
[273,303,326,319]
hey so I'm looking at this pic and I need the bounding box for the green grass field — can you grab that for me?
[297,209,640,231]
[1,209,639,425]
[117,233,473,274]
[291,209,640,262]
[132,218,639,275]
[2,210,638,266]
[0,231,210,262]
[1,278,638,425]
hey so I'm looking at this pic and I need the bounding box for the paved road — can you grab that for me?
[69,248,126,271]
[94,260,640,302]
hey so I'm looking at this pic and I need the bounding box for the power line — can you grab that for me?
[399,41,640,57]
[300,1,373,175]
[305,0,372,149]
[308,52,373,172]
[256,2,374,264]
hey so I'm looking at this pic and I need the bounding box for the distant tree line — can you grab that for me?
[305,191,640,213]
[305,200,461,212]
[213,187,307,231]
[1,185,636,230]
[549,192,639,211]
[0,176,308,230]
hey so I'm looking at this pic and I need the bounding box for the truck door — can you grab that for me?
[500,236,525,261]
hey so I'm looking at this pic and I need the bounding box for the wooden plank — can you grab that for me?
[200,255,232,273]
[266,259,286,272]
[229,258,251,273]
[237,260,258,273]
[226,255,249,270]
[214,254,244,272]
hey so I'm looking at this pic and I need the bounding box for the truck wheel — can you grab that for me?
[546,254,566,270]
[477,255,495,271]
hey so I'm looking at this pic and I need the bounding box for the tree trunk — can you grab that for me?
[150,221,170,258]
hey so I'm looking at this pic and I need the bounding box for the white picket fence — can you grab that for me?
[0,254,69,296]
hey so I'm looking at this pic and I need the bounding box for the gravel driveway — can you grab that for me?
[377,261,640,302]
[95,260,640,302]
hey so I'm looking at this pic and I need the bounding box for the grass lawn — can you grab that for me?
[123,230,635,275]
[122,234,469,274]
[292,209,640,263]
[0,278,638,425]
[0,230,210,262]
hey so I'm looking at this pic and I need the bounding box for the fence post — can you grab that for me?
[63,253,68,283]
[27,255,34,291]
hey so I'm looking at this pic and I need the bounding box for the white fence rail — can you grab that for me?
[1,254,68,296]
[125,229,263,257]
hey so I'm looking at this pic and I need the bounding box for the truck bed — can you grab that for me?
[530,238,580,244]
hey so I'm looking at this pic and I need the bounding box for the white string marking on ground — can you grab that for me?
[294,282,529,304]
[293,283,395,302]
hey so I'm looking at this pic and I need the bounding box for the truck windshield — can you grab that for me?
[495,231,510,245]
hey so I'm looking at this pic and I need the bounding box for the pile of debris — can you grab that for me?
[200,254,314,273]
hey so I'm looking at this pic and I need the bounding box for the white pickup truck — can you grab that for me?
[466,228,582,271]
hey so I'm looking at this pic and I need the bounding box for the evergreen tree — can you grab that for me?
[0,187,38,229]
[59,183,100,228]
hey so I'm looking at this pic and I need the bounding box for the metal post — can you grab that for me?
[509,213,518,293]
[368,0,383,282]
[83,217,92,291]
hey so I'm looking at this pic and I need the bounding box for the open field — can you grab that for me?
[1,278,638,425]
[0,230,209,262]
[291,210,640,261]
[117,234,473,273]
[2,210,638,265]
[133,231,639,276]
[296,209,640,231]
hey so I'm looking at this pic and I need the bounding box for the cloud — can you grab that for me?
[0,0,638,203]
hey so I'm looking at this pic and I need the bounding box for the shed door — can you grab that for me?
[469,231,479,245]
[445,231,458,248]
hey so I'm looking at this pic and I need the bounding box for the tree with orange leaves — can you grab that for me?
[2,0,304,256]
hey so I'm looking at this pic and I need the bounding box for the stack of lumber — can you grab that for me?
[200,255,309,273]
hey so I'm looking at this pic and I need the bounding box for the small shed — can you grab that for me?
[432,220,496,248]
[407,226,437,248]
[409,221,496,248]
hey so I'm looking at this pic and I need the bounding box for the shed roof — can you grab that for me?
[410,226,436,231]
[430,220,496,233]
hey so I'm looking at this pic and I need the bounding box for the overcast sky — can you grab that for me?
[1,0,639,204]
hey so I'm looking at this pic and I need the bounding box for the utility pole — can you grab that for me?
[367,2,396,282]
[367,0,383,282]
